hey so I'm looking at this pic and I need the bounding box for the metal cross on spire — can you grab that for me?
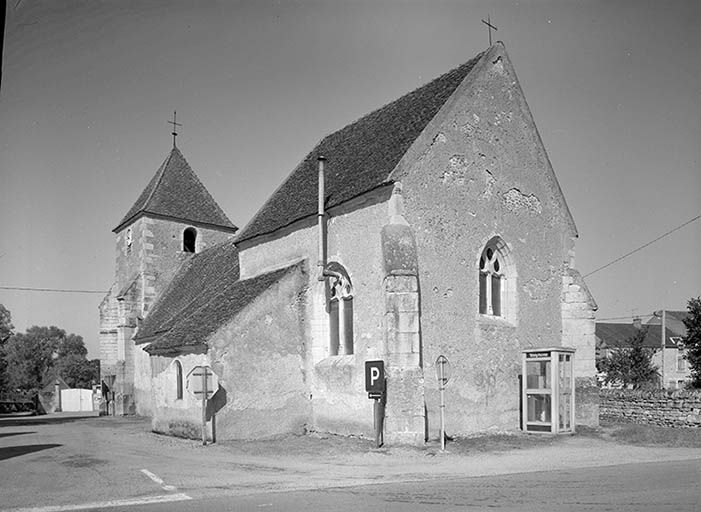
[167,111,182,148]
[481,15,498,46]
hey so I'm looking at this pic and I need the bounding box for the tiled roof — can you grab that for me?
[135,240,241,343]
[114,146,237,233]
[235,50,486,243]
[596,323,680,349]
[141,254,302,356]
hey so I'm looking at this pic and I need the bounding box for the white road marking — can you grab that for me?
[140,468,177,491]
[7,493,192,512]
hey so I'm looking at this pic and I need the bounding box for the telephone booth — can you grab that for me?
[521,347,575,434]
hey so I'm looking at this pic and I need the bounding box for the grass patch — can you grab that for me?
[600,421,701,447]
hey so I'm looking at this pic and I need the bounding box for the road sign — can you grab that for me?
[435,355,451,386]
[186,366,219,399]
[435,355,451,451]
[365,360,385,394]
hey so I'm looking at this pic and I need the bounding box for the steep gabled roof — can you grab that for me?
[114,146,237,233]
[143,261,302,356]
[596,323,680,350]
[235,50,486,244]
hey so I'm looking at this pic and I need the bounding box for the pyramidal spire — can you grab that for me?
[113,146,237,233]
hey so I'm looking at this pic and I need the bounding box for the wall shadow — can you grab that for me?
[206,386,227,422]
[0,431,36,438]
[0,443,61,461]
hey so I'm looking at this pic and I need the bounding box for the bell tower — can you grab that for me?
[100,144,237,415]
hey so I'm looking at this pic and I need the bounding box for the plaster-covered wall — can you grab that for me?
[238,191,393,437]
[396,45,585,436]
[151,352,210,439]
[150,265,310,440]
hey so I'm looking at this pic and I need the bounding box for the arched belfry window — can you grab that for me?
[183,227,197,253]
[327,264,354,356]
[175,360,183,400]
[479,238,509,317]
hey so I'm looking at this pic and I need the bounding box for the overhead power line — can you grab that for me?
[0,286,108,294]
[583,214,701,278]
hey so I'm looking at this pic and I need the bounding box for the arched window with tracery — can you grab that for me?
[183,227,197,253]
[479,239,507,317]
[327,266,354,356]
[175,360,183,400]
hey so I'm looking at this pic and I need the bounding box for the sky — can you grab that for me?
[1,0,699,358]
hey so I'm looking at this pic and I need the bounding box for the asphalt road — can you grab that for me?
[103,459,701,512]
[1,413,699,512]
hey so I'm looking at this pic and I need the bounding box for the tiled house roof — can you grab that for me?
[235,51,486,244]
[114,146,237,233]
[596,323,680,350]
[137,238,302,356]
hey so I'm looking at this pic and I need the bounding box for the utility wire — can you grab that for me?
[0,286,108,294]
[583,214,701,278]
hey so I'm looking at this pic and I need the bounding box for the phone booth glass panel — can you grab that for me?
[522,348,575,434]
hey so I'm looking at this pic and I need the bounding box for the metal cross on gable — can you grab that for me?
[481,15,498,46]
[167,111,182,147]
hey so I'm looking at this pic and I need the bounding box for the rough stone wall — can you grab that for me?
[395,45,588,436]
[99,284,119,378]
[600,389,701,427]
[237,191,392,438]
[114,217,234,316]
[562,268,599,426]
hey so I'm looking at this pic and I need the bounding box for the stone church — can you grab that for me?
[100,43,598,443]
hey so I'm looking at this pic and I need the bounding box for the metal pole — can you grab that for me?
[201,368,208,446]
[317,156,326,280]
[439,362,445,451]
[374,398,380,448]
[661,310,666,389]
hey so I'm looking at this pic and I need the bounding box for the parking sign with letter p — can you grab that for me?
[365,360,385,396]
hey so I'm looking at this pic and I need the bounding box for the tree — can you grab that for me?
[3,325,92,392]
[0,304,14,394]
[682,297,701,388]
[0,304,13,343]
[54,355,99,389]
[597,327,659,389]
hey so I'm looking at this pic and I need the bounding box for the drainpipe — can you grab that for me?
[317,155,326,281]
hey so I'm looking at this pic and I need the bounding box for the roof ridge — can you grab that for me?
[142,148,174,214]
[235,49,486,244]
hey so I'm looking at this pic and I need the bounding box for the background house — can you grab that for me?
[596,311,690,389]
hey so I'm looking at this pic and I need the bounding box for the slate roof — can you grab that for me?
[114,146,237,233]
[135,240,241,344]
[139,241,302,355]
[596,323,680,350]
[235,50,486,244]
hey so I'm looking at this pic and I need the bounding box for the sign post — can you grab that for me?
[187,366,218,446]
[365,360,385,448]
[435,355,451,451]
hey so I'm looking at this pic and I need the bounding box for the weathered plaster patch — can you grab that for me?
[433,132,447,144]
[442,155,473,185]
[502,188,542,214]
[482,170,496,198]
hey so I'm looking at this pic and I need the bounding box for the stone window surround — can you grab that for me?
[327,266,354,357]
[478,236,517,323]
[174,360,183,400]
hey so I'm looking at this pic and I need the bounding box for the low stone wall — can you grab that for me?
[600,389,701,427]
